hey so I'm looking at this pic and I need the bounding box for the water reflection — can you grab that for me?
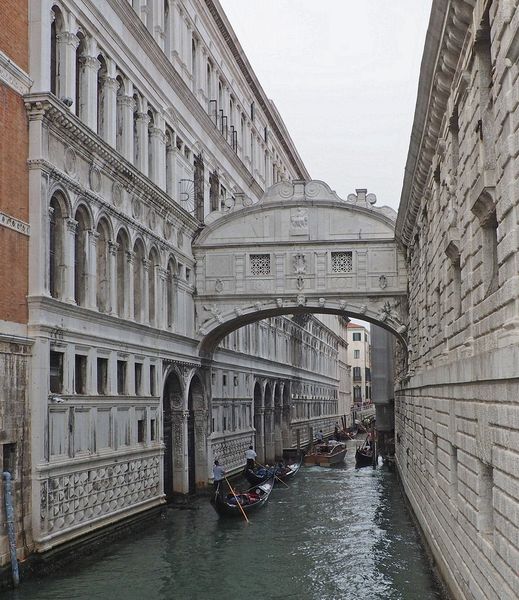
[7,446,443,600]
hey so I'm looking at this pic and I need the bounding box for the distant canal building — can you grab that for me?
[345,322,372,416]
[0,0,350,567]
[397,1,519,598]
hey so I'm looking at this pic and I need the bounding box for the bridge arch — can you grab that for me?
[193,180,408,357]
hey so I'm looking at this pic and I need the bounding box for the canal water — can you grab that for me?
[7,446,444,600]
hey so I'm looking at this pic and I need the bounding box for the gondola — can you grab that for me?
[244,455,303,486]
[355,446,374,469]
[211,477,275,517]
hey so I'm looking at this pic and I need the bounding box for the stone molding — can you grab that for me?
[0,50,32,95]
[0,211,30,236]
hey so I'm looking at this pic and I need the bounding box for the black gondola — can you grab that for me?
[211,477,275,517]
[244,455,303,486]
[355,447,374,469]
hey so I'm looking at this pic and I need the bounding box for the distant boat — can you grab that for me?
[244,455,303,486]
[211,478,275,517]
[355,440,375,469]
[304,442,347,466]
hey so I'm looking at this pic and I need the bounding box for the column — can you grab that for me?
[264,408,275,463]
[149,115,166,188]
[126,251,135,319]
[86,229,99,309]
[117,93,135,161]
[166,144,175,197]
[78,41,100,131]
[172,409,190,494]
[142,258,150,325]
[158,267,168,329]
[151,264,161,328]
[64,218,77,304]
[100,68,118,147]
[254,408,265,464]
[56,30,79,109]
[108,240,118,315]
[194,409,209,489]
[135,111,150,175]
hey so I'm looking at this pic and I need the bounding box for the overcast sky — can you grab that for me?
[219,1,433,212]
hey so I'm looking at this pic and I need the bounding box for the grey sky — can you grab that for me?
[219,1,433,212]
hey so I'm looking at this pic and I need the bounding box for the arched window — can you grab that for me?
[133,92,141,167]
[96,218,111,312]
[148,248,159,325]
[75,32,86,117]
[166,258,175,328]
[147,109,155,181]
[116,229,129,317]
[74,206,90,306]
[49,193,66,299]
[164,0,171,58]
[97,55,107,139]
[133,240,145,322]
[115,74,125,153]
[165,129,173,197]
[50,6,64,96]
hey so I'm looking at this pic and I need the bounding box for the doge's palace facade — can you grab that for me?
[17,0,345,556]
[397,2,519,599]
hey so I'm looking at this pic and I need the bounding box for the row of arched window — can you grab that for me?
[49,190,178,329]
[49,2,290,216]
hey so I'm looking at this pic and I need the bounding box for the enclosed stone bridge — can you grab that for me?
[193,180,408,355]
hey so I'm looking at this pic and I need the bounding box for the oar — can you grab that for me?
[256,462,289,488]
[225,476,249,524]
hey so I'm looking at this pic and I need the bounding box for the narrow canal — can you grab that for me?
[8,446,444,600]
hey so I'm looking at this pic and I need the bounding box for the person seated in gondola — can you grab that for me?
[316,430,324,443]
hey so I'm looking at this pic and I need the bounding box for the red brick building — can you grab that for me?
[0,0,32,575]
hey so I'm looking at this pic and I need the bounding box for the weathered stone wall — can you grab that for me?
[396,2,519,599]
[0,341,32,566]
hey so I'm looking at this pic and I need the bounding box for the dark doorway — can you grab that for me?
[163,370,182,501]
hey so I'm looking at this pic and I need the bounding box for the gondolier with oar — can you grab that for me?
[245,445,257,470]
[212,459,225,493]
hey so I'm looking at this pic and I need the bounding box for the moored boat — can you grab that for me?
[304,442,347,466]
[211,477,275,517]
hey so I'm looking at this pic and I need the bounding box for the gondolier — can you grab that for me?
[213,460,225,491]
[245,445,257,469]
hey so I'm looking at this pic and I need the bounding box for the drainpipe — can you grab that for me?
[3,472,20,587]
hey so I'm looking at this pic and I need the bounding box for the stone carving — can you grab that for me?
[89,165,101,193]
[293,253,306,274]
[112,182,123,207]
[296,294,306,306]
[290,207,308,235]
[64,147,76,176]
[215,279,224,294]
[201,304,223,324]
[339,300,347,311]
[234,306,243,317]
[148,208,157,230]
[39,456,161,534]
[296,276,305,291]
[379,275,388,289]
[359,305,367,314]
[276,298,283,308]
[132,197,141,219]
[177,229,183,248]
[319,298,326,307]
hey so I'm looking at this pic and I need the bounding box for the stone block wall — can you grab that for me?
[396,2,519,599]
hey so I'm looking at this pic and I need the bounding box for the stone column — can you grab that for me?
[117,94,135,161]
[254,408,266,464]
[78,52,100,131]
[142,258,150,325]
[274,406,283,459]
[64,218,77,304]
[108,241,118,315]
[100,74,118,148]
[194,409,209,489]
[149,117,166,188]
[166,143,175,197]
[56,31,79,110]
[264,408,276,463]
[86,229,99,309]
[135,111,150,175]
[151,263,161,328]
[172,409,190,494]
[126,250,135,319]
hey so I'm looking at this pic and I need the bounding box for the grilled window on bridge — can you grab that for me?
[331,251,353,273]
[250,254,271,275]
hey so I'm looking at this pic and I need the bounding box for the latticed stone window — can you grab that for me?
[331,251,353,273]
[250,253,271,275]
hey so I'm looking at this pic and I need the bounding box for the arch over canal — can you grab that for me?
[193,180,408,356]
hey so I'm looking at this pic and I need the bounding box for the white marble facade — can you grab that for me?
[25,0,346,552]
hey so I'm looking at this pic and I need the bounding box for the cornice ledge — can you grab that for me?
[396,0,475,246]
[0,50,32,95]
